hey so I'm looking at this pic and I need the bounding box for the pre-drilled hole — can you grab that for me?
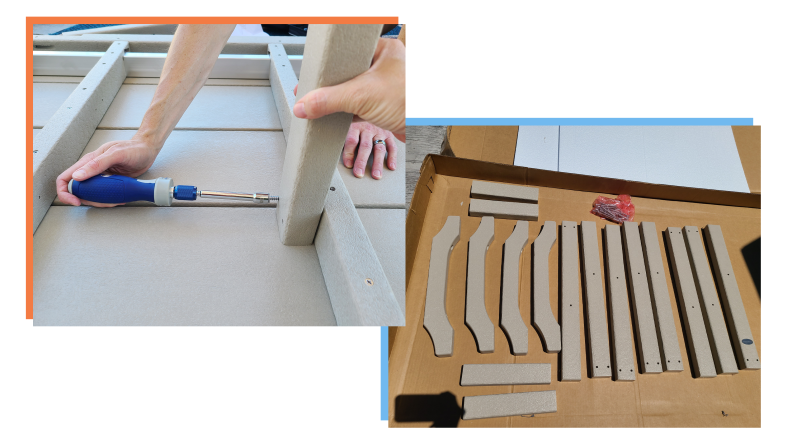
[329,187,335,191]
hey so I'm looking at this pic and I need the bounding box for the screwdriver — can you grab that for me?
[68,174,278,206]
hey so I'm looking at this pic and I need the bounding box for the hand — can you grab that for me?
[342,119,398,180]
[293,38,405,142]
[56,137,160,207]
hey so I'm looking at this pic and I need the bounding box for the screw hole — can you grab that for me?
[329,187,335,191]
[595,366,598,368]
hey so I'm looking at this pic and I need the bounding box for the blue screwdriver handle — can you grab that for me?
[69,175,176,206]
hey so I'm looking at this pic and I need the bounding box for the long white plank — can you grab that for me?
[603,225,636,381]
[703,225,761,370]
[579,221,611,378]
[639,222,684,372]
[683,226,739,374]
[513,126,559,170]
[557,126,750,193]
[621,222,663,374]
[666,227,717,378]
[560,221,581,381]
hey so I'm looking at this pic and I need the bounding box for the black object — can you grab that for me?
[394,392,462,427]
[741,237,760,297]
[261,24,307,36]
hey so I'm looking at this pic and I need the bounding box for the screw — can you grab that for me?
[365,278,374,286]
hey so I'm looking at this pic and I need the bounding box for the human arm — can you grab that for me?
[56,24,236,206]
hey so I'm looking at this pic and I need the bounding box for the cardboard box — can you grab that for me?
[390,128,760,427]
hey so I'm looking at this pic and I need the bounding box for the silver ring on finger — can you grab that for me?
[373,139,386,147]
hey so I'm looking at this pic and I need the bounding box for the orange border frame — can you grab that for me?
[26,17,399,319]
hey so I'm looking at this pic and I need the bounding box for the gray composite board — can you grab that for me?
[621,222,663,373]
[424,216,460,357]
[33,207,337,325]
[98,84,282,130]
[666,227,717,378]
[560,221,581,381]
[469,199,539,221]
[579,221,611,378]
[314,171,404,326]
[532,222,561,352]
[500,221,530,355]
[277,24,381,245]
[683,226,739,374]
[603,225,636,381]
[462,391,557,420]
[33,42,129,234]
[357,209,406,315]
[460,364,551,386]
[639,222,684,372]
[466,216,496,353]
[470,180,538,203]
[33,83,80,128]
[267,43,298,141]
[33,35,306,55]
[703,225,761,369]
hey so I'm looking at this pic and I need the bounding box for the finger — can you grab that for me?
[293,76,368,120]
[293,84,298,95]
[342,125,360,169]
[56,150,103,206]
[80,200,125,208]
[371,136,387,180]
[384,135,398,171]
[73,149,126,181]
[354,130,374,178]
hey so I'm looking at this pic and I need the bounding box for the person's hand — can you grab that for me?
[293,38,405,142]
[342,119,398,180]
[56,137,160,207]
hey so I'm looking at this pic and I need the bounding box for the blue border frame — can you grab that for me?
[405,118,753,126]
[381,326,388,420]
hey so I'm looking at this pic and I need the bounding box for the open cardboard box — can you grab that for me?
[390,127,760,427]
